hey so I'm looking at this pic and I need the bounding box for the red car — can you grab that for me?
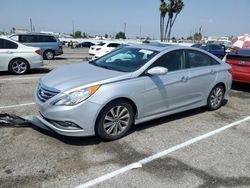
[226,49,250,83]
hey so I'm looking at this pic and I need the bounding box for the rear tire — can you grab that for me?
[43,50,54,60]
[9,59,29,75]
[96,100,134,141]
[207,84,225,111]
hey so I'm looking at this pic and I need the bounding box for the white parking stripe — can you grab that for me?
[0,76,41,82]
[0,102,35,109]
[75,116,250,188]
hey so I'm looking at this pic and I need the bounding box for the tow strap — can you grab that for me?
[0,113,30,127]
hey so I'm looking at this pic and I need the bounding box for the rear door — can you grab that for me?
[185,49,220,102]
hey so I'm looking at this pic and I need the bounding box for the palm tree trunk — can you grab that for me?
[167,13,179,42]
[163,18,170,42]
[160,15,163,41]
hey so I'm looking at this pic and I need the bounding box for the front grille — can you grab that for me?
[37,83,60,102]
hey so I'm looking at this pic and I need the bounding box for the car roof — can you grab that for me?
[11,33,54,36]
[128,43,177,52]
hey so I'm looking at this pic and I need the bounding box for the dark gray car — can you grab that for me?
[9,33,63,60]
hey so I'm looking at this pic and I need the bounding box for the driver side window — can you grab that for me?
[152,50,185,72]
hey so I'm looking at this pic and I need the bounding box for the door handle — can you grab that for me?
[6,51,13,54]
[181,76,189,82]
[210,69,217,74]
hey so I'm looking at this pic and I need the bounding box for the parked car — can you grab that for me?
[81,41,95,48]
[30,44,232,140]
[192,43,225,59]
[89,41,121,56]
[226,49,250,83]
[0,37,43,74]
[9,33,63,60]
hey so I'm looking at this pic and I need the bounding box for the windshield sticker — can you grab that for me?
[139,49,154,55]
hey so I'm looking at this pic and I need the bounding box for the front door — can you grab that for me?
[143,50,192,117]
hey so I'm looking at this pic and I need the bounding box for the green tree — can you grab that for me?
[186,36,193,40]
[104,34,108,38]
[193,32,202,41]
[115,32,126,39]
[74,31,82,38]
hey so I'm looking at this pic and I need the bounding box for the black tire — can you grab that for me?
[96,100,134,141]
[9,58,29,75]
[207,84,225,111]
[43,50,54,60]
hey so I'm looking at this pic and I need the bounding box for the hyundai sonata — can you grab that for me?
[29,44,232,140]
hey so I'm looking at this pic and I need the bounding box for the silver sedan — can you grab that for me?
[28,44,232,140]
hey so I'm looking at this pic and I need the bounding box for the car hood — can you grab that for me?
[41,62,131,92]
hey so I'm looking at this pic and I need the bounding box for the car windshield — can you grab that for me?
[96,42,105,46]
[91,47,158,72]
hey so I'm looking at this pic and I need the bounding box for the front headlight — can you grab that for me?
[52,85,100,106]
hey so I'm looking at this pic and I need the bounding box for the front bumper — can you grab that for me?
[24,115,91,137]
[32,93,102,137]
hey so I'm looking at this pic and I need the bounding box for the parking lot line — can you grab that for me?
[0,102,35,109]
[0,76,41,82]
[75,116,250,188]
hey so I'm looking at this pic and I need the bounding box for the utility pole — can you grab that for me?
[72,20,75,36]
[124,23,126,35]
[30,18,33,32]
[139,25,141,39]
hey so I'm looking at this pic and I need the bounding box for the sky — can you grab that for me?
[0,0,250,39]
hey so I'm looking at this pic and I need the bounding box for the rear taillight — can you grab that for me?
[59,45,63,49]
[35,50,42,56]
[96,48,101,51]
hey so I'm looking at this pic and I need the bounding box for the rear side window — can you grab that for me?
[40,35,56,42]
[0,39,18,49]
[186,50,220,68]
[107,43,120,48]
[211,45,223,50]
[20,35,56,43]
[20,35,38,43]
[153,50,185,72]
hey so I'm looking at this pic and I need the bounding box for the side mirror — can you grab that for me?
[147,66,168,76]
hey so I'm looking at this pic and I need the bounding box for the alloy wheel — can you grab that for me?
[103,106,130,136]
[11,60,27,74]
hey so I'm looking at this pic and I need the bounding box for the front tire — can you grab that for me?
[43,50,54,60]
[207,84,225,111]
[96,100,134,141]
[9,59,29,75]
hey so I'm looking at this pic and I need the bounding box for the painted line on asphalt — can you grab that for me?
[0,76,41,82]
[0,102,35,109]
[75,116,250,188]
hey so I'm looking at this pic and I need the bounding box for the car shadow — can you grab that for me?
[129,107,207,134]
[30,125,102,146]
[231,82,250,93]
[0,68,51,76]
[28,68,51,74]
[49,57,67,60]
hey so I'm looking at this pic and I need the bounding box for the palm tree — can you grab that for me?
[159,0,168,42]
[165,0,184,41]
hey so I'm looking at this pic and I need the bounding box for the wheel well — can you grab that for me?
[43,49,54,55]
[9,58,30,70]
[95,97,138,129]
[215,82,226,91]
[113,97,138,116]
